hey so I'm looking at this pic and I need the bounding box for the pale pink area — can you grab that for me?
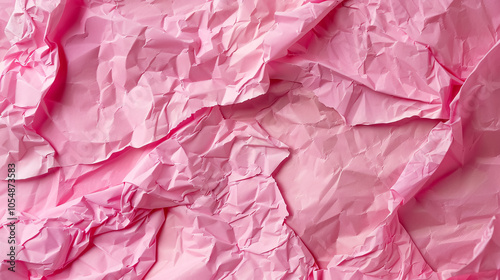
[221,84,442,278]
[399,43,500,280]
[37,0,339,168]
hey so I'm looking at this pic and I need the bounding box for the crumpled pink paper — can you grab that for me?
[1,0,500,279]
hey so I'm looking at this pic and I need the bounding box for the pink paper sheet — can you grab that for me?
[1,0,500,279]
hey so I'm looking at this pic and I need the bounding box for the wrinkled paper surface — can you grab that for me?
[1,0,500,279]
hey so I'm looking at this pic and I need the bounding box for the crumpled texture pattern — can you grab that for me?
[1,0,500,279]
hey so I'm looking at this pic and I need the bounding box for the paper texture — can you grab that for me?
[1,0,500,279]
